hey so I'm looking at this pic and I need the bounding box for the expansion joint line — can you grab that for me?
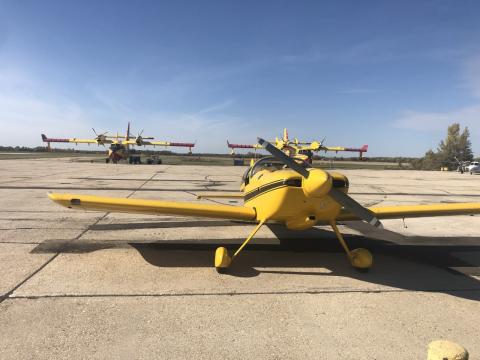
[0,168,163,304]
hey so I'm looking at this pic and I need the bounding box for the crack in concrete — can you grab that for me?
[0,168,164,304]
[4,287,480,302]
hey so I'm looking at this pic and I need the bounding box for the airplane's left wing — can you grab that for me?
[196,192,244,199]
[122,140,195,148]
[338,203,480,221]
[48,193,256,221]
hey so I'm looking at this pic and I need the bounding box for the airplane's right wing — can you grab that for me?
[48,193,256,221]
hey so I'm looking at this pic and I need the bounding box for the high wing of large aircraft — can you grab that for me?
[227,128,368,161]
[48,137,480,273]
[41,122,195,163]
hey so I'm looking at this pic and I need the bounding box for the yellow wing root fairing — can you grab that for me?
[338,203,480,221]
[48,193,256,221]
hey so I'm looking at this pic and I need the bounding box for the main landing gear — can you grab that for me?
[214,219,372,273]
[214,220,266,273]
[329,220,373,271]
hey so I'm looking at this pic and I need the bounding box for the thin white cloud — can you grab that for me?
[0,67,94,147]
[196,98,235,115]
[136,110,257,152]
[391,105,480,132]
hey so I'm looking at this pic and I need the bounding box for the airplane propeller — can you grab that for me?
[258,137,383,228]
[92,128,108,146]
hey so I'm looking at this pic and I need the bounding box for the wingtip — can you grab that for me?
[47,192,73,207]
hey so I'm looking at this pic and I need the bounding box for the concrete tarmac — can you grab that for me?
[0,158,479,359]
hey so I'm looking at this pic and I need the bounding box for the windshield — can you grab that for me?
[242,156,295,185]
[250,157,285,177]
[110,144,123,151]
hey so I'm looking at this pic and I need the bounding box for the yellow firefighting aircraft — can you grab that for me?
[227,128,368,162]
[41,122,195,163]
[48,137,480,273]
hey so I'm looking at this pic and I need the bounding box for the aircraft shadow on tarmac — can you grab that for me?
[32,224,480,301]
[90,220,251,231]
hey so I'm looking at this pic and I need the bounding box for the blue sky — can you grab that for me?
[1,0,480,156]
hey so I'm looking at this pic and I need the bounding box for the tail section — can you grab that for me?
[359,145,368,159]
[283,128,289,142]
[41,134,48,142]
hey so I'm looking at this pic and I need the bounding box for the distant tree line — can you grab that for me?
[411,123,475,170]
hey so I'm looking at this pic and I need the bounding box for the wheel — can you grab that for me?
[349,248,373,270]
[214,247,232,271]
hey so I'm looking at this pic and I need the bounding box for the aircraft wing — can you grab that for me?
[41,134,111,145]
[196,192,244,199]
[337,203,480,221]
[121,140,169,146]
[227,141,263,150]
[122,140,194,148]
[322,144,368,153]
[69,138,110,144]
[48,193,256,221]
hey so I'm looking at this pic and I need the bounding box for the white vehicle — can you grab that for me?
[468,161,480,174]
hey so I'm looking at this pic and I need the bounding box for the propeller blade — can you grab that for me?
[92,128,98,136]
[328,188,383,228]
[258,137,382,228]
[257,137,310,178]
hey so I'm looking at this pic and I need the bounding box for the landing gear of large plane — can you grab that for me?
[329,220,373,271]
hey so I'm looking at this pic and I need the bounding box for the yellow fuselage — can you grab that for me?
[241,167,348,230]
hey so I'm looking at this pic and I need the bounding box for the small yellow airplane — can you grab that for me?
[48,137,480,273]
[42,122,195,163]
[228,128,368,162]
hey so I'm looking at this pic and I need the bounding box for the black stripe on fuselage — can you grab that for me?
[244,178,302,202]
